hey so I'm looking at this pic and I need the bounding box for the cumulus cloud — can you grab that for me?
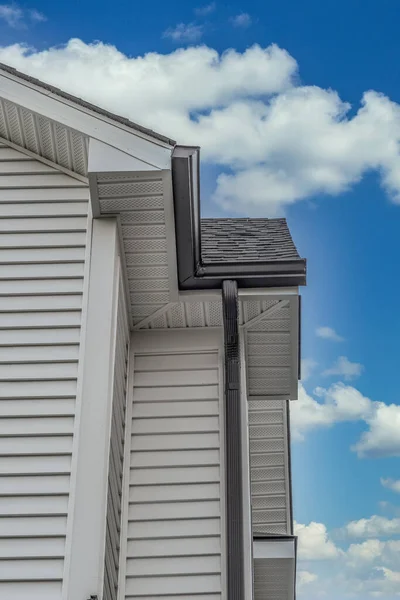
[290,383,371,441]
[316,326,344,342]
[295,519,400,597]
[297,570,318,587]
[352,402,400,457]
[345,515,400,538]
[231,12,252,28]
[301,358,317,381]
[381,478,400,494]
[295,521,343,560]
[291,382,400,457]
[195,2,216,16]
[0,4,45,27]
[163,23,204,42]
[346,538,400,568]
[323,356,364,380]
[3,39,400,214]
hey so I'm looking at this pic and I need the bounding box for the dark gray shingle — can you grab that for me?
[200,218,302,263]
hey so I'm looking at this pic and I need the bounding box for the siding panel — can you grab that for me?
[0,145,89,599]
[103,271,130,600]
[122,347,223,599]
[248,398,292,535]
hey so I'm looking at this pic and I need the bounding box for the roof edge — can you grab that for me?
[172,145,307,289]
[0,62,176,147]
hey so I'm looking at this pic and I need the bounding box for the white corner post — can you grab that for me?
[64,218,120,600]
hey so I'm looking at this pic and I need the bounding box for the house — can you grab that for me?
[0,63,307,600]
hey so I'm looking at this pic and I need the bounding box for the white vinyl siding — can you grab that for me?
[121,337,224,600]
[104,273,130,600]
[248,399,292,535]
[0,143,89,600]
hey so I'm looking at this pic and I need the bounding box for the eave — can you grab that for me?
[172,146,307,290]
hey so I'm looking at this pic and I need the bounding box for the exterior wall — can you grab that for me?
[244,301,294,536]
[0,143,90,599]
[104,273,130,600]
[248,399,292,535]
[119,329,225,600]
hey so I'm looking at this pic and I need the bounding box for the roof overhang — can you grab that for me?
[172,146,307,290]
[253,536,297,600]
[0,64,174,174]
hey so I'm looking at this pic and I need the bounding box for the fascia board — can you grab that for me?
[0,71,173,169]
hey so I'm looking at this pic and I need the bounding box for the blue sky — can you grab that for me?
[1,0,400,596]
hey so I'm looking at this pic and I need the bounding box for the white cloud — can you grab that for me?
[323,356,363,380]
[0,4,45,27]
[290,382,371,441]
[346,538,400,568]
[345,515,400,538]
[316,326,344,342]
[301,358,317,381]
[3,40,400,215]
[195,2,216,16]
[231,12,252,28]
[352,402,400,457]
[29,9,46,23]
[0,4,22,26]
[381,478,400,494]
[375,566,400,583]
[297,570,318,588]
[346,538,384,565]
[295,520,400,597]
[295,521,343,560]
[163,23,204,42]
[291,382,400,457]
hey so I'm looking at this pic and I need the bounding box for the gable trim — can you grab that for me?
[0,70,173,170]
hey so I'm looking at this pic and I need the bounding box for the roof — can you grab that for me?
[0,62,176,147]
[201,218,303,264]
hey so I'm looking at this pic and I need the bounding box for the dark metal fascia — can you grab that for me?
[222,280,245,600]
[172,147,307,290]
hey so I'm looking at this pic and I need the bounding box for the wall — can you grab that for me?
[0,143,90,599]
[119,330,225,600]
[104,272,130,600]
[248,399,292,535]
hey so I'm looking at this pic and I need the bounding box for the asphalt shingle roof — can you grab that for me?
[200,218,302,264]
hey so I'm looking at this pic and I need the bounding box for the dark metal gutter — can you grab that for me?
[172,146,307,290]
[222,280,244,600]
[172,146,304,600]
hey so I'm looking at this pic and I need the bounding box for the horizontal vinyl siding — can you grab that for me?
[248,399,291,535]
[122,346,224,599]
[103,271,130,600]
[0,144,89,600]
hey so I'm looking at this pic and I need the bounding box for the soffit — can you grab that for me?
[0,98,89,176]
[134,296,299,401]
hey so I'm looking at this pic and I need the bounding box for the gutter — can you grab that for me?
[171,146,303,600]
[222,280,245,600]
[172,146,307,290]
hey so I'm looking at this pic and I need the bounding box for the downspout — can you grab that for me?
[222,280,245,600]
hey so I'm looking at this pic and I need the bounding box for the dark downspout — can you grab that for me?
[222,280,245,600]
